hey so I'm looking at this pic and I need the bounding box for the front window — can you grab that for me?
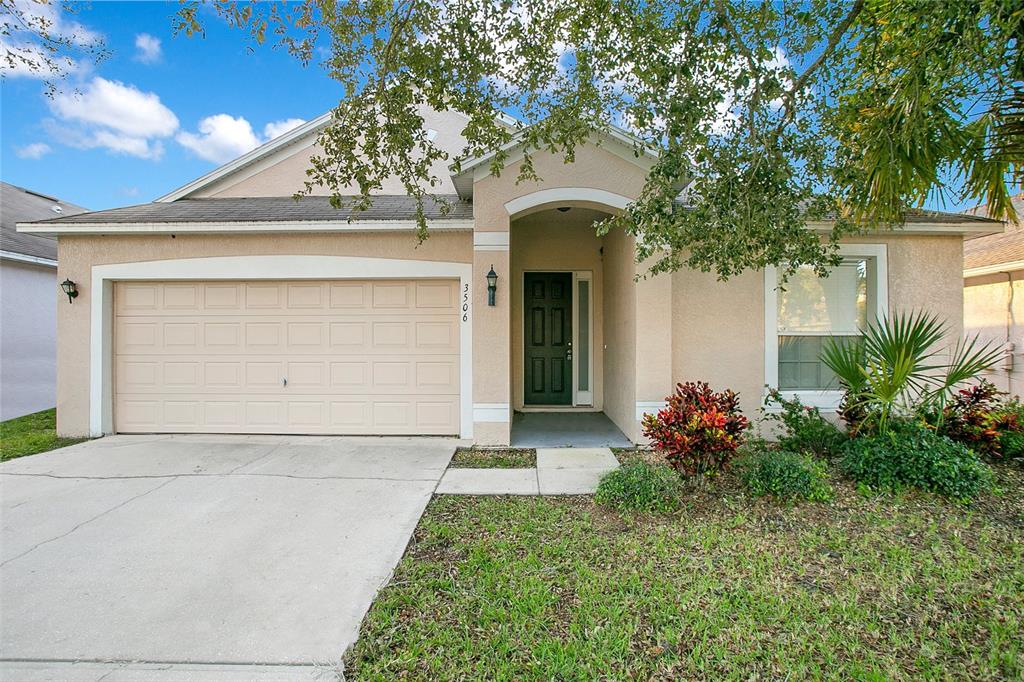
[775,257,876,391]
[770,244,888,403]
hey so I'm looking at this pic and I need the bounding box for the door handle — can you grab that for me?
[283,378,288,387]
[566,349,572,360]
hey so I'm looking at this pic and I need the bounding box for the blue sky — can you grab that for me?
[2,1,342,209]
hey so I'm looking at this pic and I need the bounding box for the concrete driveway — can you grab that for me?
[0,434,457,681]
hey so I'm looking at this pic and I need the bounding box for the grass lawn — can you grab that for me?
[0,408,89,462]
[346,463,1024,680]
[450,447,537,468]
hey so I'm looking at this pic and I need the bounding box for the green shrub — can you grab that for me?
[737,447,833,502]
[763,389,847,458]
[841,420,993,502]
[595,462,684,513]
[1000,429,1024,459]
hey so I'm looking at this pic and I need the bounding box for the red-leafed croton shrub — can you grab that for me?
[642,381,750,476]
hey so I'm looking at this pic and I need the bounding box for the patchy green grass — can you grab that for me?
[0,408,89,462]
[450,447,536,468]
[347,464,1024,680]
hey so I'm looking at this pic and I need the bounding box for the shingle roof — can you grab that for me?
[1,182,88,260]
[963,194,1024,272]
[24,195,472,226]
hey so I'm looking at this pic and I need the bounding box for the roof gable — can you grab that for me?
[156,113,333,202]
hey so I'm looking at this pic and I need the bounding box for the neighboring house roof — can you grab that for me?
[963,193,1024,276]
[1,182,87,264]
[18,195,474,234]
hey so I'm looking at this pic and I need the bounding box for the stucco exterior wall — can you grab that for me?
[964,271,1024,396]
[55,231,472,436]
[602,227,638,440]
[668,234,966,423]
[198,107,473,198]
[510,209,607,411]
[1,260,57,420]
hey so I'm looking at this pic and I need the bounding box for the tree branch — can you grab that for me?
[772,0,864,136]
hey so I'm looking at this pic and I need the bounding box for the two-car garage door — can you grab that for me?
[113,279,460,435]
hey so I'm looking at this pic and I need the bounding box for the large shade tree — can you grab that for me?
[5,0,1021,278]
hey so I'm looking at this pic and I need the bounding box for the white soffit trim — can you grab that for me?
[89,255,474,440]
[155,112,333,203]
[0,250,57,267]
[17,219,475,236]
[473,232,510,251]
[504,188,632,218]
[964,260,1024,278]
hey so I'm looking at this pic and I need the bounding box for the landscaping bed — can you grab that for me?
[346,462,1024,680]
[0,408,89,462]
[449,447,537,468]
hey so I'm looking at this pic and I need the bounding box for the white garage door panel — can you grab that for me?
[114,280,460,435]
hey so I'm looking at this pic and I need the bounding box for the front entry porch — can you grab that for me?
[510,411,631,448]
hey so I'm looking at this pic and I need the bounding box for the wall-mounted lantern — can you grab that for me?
[486,265,498,306]
[60,278,78,304]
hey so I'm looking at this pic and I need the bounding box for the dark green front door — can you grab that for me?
[524,272,572,405]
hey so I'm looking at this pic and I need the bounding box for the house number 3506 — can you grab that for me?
[462,284,469,322]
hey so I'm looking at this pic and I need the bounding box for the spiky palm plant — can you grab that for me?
[821,311,1002,435]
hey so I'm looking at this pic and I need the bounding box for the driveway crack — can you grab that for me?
[0,477,177,568]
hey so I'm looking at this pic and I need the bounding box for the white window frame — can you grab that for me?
[764,244,888,410]
[572,271,594,406]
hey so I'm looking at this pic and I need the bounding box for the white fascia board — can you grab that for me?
[155,113,333,203]
[964,260,1024,278]
[0,250,57,267]
[806,219,1003,237]
[17,219,475,236]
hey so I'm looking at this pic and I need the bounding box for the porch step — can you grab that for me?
[436,447,618,496]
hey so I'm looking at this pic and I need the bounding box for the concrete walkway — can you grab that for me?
[436,448,619,495]
[0,434,458,681]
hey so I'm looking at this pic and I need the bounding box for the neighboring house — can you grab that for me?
[963,193,1024,397]
[1,182,87,420]
[18,106,1002,443]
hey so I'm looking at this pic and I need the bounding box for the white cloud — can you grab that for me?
[177,114,261,163]
[44,119,167,160]
[50,77,178,137]
[15,142,52,159]
[134,33,162,64]
[45,77,177,159]
[263,118,306,140]
[178,114,309,163]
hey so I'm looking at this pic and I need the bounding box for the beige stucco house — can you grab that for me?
[963,194,1024,396]
[18,107,1002,444]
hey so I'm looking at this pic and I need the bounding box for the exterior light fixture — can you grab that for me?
[60,278,78,303]
[486,265,498,306]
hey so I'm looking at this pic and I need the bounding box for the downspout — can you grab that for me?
[1002,271,1014,396]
